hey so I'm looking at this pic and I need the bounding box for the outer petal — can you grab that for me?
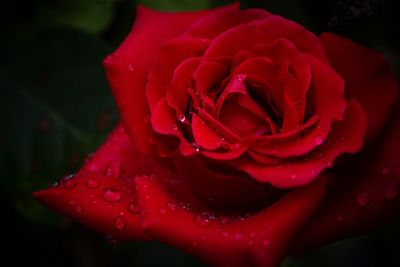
[292,102,400,254]
[237,100,367,188]
[135,175,328,267]
[33,124,205,241]
[103,4,239,154]
[34,125,150,240]
[320,32,398,142]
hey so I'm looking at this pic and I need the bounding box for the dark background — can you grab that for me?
[1,0,399,266]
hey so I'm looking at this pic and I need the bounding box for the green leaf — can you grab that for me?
[137,0,210,11]
[36,0,116,34]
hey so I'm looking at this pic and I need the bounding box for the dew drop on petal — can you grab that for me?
[64,179,76,190]
[385,180,399,199]
[88,163,100,172]
[314,136,324,145]
[114,216,126,230]
[167,201,177,211]
[191,142,200,152]
[101,188,121,202]
[290,174,297,180]
[127,64,134,72]
[127,202,141,214]
[177,114,186,123]
[234,233,243,242]
[85,179,99,189]
[172,124,178,131]
[193,213,211,228]
[356,192,370,206]
[219,216,233,227]
[262,239,270,247]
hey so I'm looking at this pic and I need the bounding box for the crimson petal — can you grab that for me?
[34,125,150,241]
[320,33,398,142]
[103,4,239,154]
[292,102,400,254]
[135,174,328,267]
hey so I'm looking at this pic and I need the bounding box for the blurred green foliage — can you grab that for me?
[1,0,399,266]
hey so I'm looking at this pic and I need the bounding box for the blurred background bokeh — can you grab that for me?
[1,0,399,266]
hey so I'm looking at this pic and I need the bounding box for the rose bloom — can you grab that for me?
[35,3,399,267]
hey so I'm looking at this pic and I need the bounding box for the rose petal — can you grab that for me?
[291,102,400,254]
[184,8,271,39]
[103,4,239,154]
[238,100,367,188]
[166,57,201,114]
[135,174,327,267]
[204,15,329,64]
[192,114,223,150]
[34,125,150,241]
[320,32,398,142]
[147,38,210,110]
[151,98,194,156]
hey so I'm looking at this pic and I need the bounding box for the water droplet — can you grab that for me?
[234,233,243,242]
[177,114,186,123]
[64,179,76,190]
[178,202,192,211]
[127,202,140,214]
[172,124,178,131]
[219,216,233,227]
[356,192,370,206]
[382,166,391,175]
[290,174,297,180]
[262,239,270,247]
[159,208,167,215]
[250,232,256,238]
[85,179,99,189]
[101,188,121,202]
[75,205,82,213]
[88,163,100,172]
[114,216,126,230]
[193,212,213,227]
[191,142,200,152]
[167,201,177,211]
[314,136,324,145]
[52,181,60,188]
[127,64,134,72]
[385,180,399,199]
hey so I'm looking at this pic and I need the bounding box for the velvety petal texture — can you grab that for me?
[34,3,399,267]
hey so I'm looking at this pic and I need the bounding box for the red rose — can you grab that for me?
[34,3,399,266]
